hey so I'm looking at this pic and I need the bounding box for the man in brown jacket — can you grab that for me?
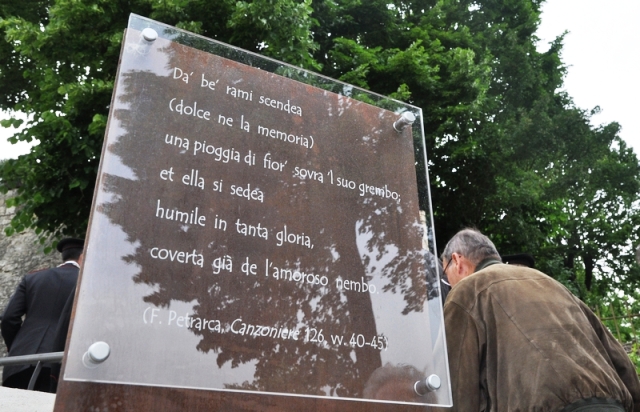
[442,228,640,411]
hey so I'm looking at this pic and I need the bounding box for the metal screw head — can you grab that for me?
[426,374,441,391]
[393,111,416,132]
[414,374,441,396]
[141,28,158,42]
[82,341,110,368]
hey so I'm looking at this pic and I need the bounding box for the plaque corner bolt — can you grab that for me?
[141,28,158,43]
[393,112,416,133]
[82,341,111,368]
[414,374,441,396]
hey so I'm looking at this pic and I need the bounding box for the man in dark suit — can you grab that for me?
[1,237,83,391]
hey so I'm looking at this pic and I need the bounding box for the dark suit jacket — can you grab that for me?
[1,263,79,383]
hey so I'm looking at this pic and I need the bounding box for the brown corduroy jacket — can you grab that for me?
[444,263,640,411]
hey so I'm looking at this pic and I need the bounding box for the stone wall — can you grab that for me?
[0,191,60,362]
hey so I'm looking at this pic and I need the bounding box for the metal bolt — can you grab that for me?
[426,374,441,390]
[414,374,441,396]
[393,111,416,132]
[82,341,110,368]
[141,28,158,43]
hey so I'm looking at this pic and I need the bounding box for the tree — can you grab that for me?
[2,0,639,301]
[0,0,320,242]
[437,1,640,298]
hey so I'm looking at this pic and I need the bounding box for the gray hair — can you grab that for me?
[441,228,500,266]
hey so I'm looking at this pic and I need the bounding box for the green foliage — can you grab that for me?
[591,291,640,374]
[1,0,639,312]
[628,344,640,376]
[228,0,319,70]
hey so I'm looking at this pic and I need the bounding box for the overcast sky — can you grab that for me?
[537,0,640,155]
[1,1,639,160]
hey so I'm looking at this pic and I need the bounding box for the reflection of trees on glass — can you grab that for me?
[98,39,432,399]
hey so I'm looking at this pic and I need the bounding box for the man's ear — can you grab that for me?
[452,253,474,278]
[451,253,464,273]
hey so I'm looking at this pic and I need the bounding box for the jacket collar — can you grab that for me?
[474,258,502,273]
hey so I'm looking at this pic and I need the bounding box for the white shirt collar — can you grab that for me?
[58,260,80,269]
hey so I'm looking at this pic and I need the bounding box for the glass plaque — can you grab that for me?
[63,14,451,407]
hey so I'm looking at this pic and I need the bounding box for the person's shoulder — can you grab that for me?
[27,266,50,275]
[25,264,78,280]
[473,265,572,304]
[24,266,54,279]
[447,264,554,305]
[16,267,55,287]
[478,263,548,280]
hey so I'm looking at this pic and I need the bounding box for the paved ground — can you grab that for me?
[0,386,55,411]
